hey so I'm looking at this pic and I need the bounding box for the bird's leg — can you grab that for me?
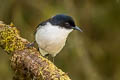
[52,57,55,63]
[37,48,39,51]
[45,55,55,63]
[26,41,36,48]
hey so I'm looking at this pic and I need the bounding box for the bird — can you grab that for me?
[34,14,82,59]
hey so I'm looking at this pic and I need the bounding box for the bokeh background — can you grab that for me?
[0,0,120,80]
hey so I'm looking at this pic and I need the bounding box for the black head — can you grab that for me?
[37,14,82,32]
[49,14,82,32]
[50,14,75,29]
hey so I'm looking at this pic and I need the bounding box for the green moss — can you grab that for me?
[0,25,25,53]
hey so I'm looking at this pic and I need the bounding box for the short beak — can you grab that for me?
[73,26,83,32]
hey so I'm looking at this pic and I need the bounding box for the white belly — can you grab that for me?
[35,22,73,57]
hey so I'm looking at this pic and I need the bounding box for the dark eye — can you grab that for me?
[65,22,70,26]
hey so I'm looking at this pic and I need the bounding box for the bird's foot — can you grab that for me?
[45,54,50,59]
[44,54,55,63]
[26,41,35,48]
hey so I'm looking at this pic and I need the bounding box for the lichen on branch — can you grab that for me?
[0,21,71,80]
[0,24,26,53]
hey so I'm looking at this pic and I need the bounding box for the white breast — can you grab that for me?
[35,22,73,57]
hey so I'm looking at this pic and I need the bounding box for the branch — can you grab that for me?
[0,21,71,80]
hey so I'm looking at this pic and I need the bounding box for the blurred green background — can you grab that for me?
[0,0,120,80]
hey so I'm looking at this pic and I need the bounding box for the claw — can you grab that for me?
[26,41,36,48]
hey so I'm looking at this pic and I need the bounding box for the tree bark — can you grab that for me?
[0,21,71,80]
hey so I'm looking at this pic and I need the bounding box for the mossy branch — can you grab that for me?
[0,21,71,80]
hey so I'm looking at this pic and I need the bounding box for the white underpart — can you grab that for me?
[35,22,73,57]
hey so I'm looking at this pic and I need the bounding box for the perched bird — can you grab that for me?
[35,14,82,58]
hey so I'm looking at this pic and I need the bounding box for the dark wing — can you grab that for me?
[34,18,51,35]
